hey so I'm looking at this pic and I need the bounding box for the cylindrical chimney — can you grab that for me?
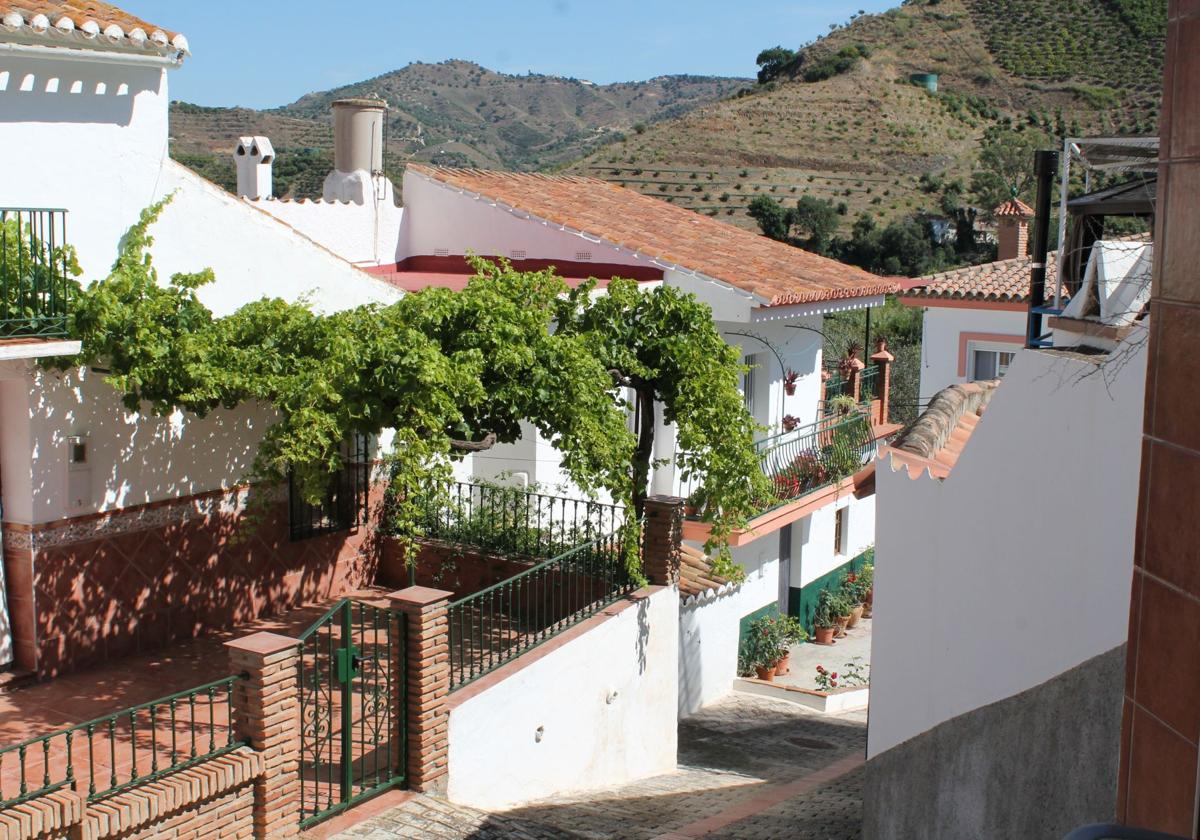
[331,98,386,175]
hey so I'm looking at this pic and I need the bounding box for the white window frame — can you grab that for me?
[742,354,759,421]
[968,341,1018,382]
[834,506,848,557]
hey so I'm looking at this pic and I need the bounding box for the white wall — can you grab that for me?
[678,535,781,716]
[447,586,678,810]
[868,326,1147,758]
[791,491,875,590]
[0,364,273,524]
[248,195,404,267]
[917,305,1027,399]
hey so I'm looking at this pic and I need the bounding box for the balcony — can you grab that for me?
[1,208,72,341]
[682,410,879,545]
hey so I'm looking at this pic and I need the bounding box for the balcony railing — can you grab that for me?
[758,412,877,504]
[1,208,72,339]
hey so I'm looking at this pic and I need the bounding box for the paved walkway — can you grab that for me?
[331,693,866,840]
[778,618,872,692]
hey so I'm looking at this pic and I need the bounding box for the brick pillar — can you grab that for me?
[820,368,830,405]
[870,339,895,426]
[846,355,866,403]
[225,631,302,839]
[642,496,683,586]
[388,587,452,794]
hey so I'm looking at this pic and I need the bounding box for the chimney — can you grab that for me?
[994,196,1034,261]
[322,97,393,205]
[233,136,274,200]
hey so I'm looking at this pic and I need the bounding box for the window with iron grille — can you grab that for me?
[289,433,370,541]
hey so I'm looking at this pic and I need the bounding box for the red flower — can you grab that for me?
[831,672,838,679]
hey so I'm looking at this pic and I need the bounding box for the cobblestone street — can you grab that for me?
[330,693,865,840]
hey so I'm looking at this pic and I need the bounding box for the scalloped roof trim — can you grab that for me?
[0,2,187,55]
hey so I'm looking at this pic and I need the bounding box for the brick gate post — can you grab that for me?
[642,496,683,587]
[388,587,453,794]
[225,631,302,839]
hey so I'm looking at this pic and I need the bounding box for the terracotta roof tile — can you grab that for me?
[994,197,1035,218]
[885,380,999,479]
[0,1,186,54]
[408,165,900,307]
[679,544,733,600]
[902,252,1059,303]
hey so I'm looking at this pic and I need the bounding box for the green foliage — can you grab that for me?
[814,588,850,628]
[1,216,82,328]
[971,127,1052,212]
[58,199,765,579]
[738,613,791,674]
[801,44,871,83]
[747,195,791,242]
[792,196,839,255]
[755,46,799,84]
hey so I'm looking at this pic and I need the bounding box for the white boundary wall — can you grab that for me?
[868,327,1147,758]
[447,586,679,810]
[916,305,1027,399]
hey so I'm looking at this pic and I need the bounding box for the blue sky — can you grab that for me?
[122,1,897,109]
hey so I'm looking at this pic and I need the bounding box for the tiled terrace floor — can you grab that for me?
[0,587,390,806]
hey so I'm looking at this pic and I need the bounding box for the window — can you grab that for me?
[289,433,370,541]
[834,507,847,556]
[971,349,1016,381]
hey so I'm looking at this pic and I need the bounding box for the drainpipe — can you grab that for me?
[1026,149,1058,349]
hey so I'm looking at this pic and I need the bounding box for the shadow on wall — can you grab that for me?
[678,584,742,715]
[0,57,159,126]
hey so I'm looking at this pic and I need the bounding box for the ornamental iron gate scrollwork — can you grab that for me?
[297,599,406,828]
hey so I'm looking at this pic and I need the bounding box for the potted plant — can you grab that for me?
[828,591,852,638]
[813,589,839,645]
[782,414,801,433]
[842,570,866,628]
[684,485,708,519]
[859,559,875,618]
[783,368,800,396]
[740,615,787,681]
[773,614,807,675]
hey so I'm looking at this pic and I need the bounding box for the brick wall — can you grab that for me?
[2,484,384,678]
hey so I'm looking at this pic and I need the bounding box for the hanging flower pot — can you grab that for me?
[783,368,800,396]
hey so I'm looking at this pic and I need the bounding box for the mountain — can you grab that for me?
[168,60,750,197]
[564,0,1165,231]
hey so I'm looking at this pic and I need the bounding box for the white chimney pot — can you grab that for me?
[234,135,274,200]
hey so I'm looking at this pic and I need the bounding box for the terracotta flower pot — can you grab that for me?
[862,602,872,619]
[784,384,796,396]
[847,604,864,628]
[835,615,851,638]
[814,626,836,645]
[754,664,777,681]
[775,652,791,676]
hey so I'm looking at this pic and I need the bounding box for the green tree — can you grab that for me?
[554,278,770,560]
[748,195,793,242]
[970,128,1051,213]
[755,46,797,84]
[792,196,839,255]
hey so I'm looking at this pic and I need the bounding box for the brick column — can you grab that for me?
[845,355,866,403]
[870,338,895,426]
[388,587,453,794]
[642,495,683,587]
[820,368,830,405]
[225,631,302,839]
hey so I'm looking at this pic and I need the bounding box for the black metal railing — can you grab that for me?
[0,675,244,809]
[414,480,624,560]
[824,371,851,401]
[858,364,880,403]
[1,208,72,339]
[290,433,371,541]
[757,412,877,504]
[447,528,635,689]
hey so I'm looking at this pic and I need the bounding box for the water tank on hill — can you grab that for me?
[909,73,939,93]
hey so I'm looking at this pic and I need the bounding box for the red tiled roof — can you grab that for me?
[408,165,900,307]
[0,1,186,54]
[902,252,1058,303]
[994,197,1035,218]
[885,380,999,479]
[679,544,733,600]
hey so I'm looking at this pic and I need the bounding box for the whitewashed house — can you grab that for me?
[865,219,1154,838]
[247,149,899,715]
[0,2,403,680]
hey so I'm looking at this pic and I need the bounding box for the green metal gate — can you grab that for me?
[297,599,406,828]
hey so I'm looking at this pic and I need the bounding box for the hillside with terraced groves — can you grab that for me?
[168,60,749,198]
[567,0,1166,232]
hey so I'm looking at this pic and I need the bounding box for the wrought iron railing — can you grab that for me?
[1,208,72,339]
[414,480,624,560]
[447,528,635,689]
[0,675,244,809]
[289,433,371,541]
[858,364,880,403]
[824,371,851,401]
[757,412,877,505]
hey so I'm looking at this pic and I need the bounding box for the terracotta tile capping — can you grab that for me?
[0,788,83,840]
[446,587,663,709]
[75,748,262,840]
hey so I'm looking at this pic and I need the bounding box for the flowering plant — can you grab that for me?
[815,656,869,691]
[783,369,800,396]
[782,414,801,433]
